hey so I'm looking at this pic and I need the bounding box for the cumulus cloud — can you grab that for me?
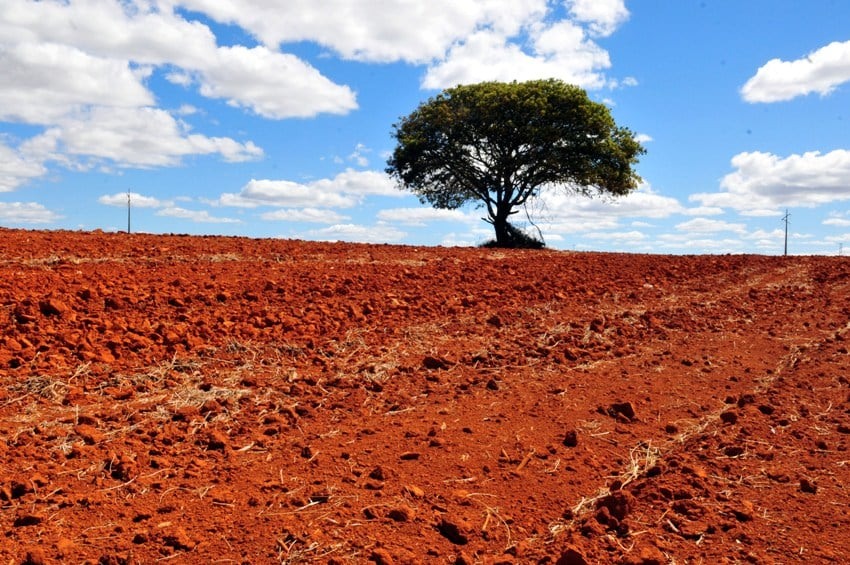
[531,182,685,235]
[742,40,850,103]
[194,45,356,118]
[823,212,850,228]
[177,0,622,91]
[156,206,241,223]
[42,107,263,167]
[99,191,168,208]
[0,0,362,189]
[306,223,407,244]
[675,218,748,235]
[0,41,154,124]
[218,169,400,210]
[377,207,474,226]
[567,0,629,37]
[0,201,62,224]
[691,150,850,214]
[176,0,547,63]
[0,141,47,192]
[0,0,356,119]
[423,21,612,90]
[260,208,350,224]
[99,191,242,224]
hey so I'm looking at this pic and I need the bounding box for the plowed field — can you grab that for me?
[1,228,849,564]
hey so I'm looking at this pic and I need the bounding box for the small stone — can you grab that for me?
[370,548,395,565]
[719,410,738,424]
[607,401,636,421]
[555,546,589,565]
[387,504,415,522]
[39,298,68,317]
[622,543,666,565]
[437,517,470,545]
[404,484,425,498]
[422,356,449,370]
[21,548,47,565]
[74,424,105,445]
[562,430,579,448]
[161,525,195,551]
[56,537,76,557]
[800,478,817,494]
[13,514,43,527]
[596,491,634,521]
[205,430,229,451]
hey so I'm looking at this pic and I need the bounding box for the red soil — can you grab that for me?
[1,228,849,564]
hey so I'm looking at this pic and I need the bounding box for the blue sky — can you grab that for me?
[2,0,850,254]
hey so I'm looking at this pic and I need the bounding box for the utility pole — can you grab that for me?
[781,209,790,256]
[127,190,131,234]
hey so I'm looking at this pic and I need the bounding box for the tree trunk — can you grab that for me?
[492,210,511,247]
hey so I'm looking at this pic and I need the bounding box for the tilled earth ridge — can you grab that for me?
[0,228,848,564]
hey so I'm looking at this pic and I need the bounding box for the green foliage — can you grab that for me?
[386,79,645,247]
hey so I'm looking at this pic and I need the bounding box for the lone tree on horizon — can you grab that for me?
[386,79,645,248]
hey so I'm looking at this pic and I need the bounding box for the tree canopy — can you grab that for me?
[386,79,645,247]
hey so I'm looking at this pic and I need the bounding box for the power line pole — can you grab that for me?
[127,190,131,234]
[781,209,790,256]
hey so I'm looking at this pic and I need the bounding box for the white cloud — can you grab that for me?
[824,218,850,227]
[683,206,724,216]
[0,41,153,124]
[195,45,356,119]
[531,182,685,235]
[218,169,399,210]
[223,180,357,209]
[0,0,356,120]
[347,143,371,167]
[691,150,850,214]
[0,0,365,189]
[306,223,406,244]
[824,211,850,227]
[260,208,349,224]
[0,201,61,224]
[635,133,653,144]
[45,107,262,167]
[156,206,241,223]
[377,207,474,226]
[675,218,747,235]
[310,169,400,198]
[656,234,746,252]
[582,229,646,242]
[567,0,629,37]
[99,191,167,208]
[174,1,623,92]
[423,22,612,90]
[742,40,850,103]
[0,141,47,192]
[176,0,548,63]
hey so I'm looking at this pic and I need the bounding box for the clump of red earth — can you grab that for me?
[1,228,849,564]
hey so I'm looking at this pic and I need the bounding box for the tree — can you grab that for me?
[386,79,645,248]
